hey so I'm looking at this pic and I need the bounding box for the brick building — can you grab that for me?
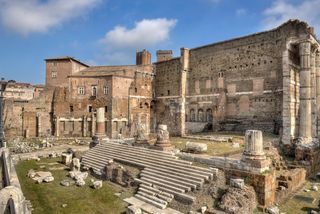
[4,20,320,146]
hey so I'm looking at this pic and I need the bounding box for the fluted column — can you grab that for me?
[299,41,312,140]
[95,107,105,137]
[316,50,320,137]
[243,130,265,157]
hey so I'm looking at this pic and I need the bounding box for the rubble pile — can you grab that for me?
[219,185,256,214]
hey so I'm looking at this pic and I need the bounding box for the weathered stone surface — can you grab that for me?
[185,142,207,153]
[126,205,142,214]
[230,178,245,189]
[219,186,256,214]
[61,153,72,165]
[43,176,54,183]
[71,158,81,172]
[92,180,102,189]
[266,205,279,214]
[60,179,73,187]
[76,179,86,187]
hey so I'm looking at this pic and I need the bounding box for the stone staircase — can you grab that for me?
[81,142,214,210]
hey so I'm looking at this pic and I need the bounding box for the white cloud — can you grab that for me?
[236,8,247,16]
[0,0,101,35]
[100,18,177,49]
[262,0,320,32]
[98,18,177,65]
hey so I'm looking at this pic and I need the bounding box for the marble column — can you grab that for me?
[243,130,265,157]
[179,48,189,137]
[91,112,95,136]
[83,116,87,137]
[311,51,317,137]
[37,114,41,137]
[299,41,312,140]
[316,50,320,137]
[55,117,60,137]
[95,107,106,137]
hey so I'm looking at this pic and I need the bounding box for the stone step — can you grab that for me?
[93,144,212,173]
[134,178,195,204]
[86,148,212,179]
[90,146,189,167]
[137,191,168,206]
[104,142,175,158]
[134,194,167,210]
[99,143,196,166]
[140,177,186,193]
[140,184,174,198]
[83,154,205,183]
[98,143,213,173]
[89,152,210,181]
[141,170,198,190]
[139,187,173,203]
[143,168,203,186]
[140,173,191,191]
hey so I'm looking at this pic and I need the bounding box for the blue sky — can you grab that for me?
[0,0,319,84]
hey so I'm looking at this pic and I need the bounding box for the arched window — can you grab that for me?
[206,109,213,122]
[198,109,204,122]
[190,109,195,122]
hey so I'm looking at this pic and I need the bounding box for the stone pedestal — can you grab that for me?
[242,130,270,170]
[153,124,174,151]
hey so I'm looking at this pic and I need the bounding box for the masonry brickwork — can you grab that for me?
[3,20,320,147]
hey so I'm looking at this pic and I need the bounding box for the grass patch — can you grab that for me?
[170,137,244,156]
[279,181,320,214]
[16,158,132,214]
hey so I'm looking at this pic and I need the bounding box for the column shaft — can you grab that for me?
[95,107,105,137]
[299,41,312,139]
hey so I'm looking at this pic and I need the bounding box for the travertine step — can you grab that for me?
[140,173,191,191]
[92,145,212,174]
[98,143,195,166]
[82,153,207,184]
[140,184,174,199]
[104,142,176,158]
[143,168,203,186]
[135,194,167,210]
[140,177,186,193]
[141,171,198,190]
[139,187,173,203]
[82,142,213,208]
[137,191,168,205]
[84,149,211,180]
[135,178,195,203]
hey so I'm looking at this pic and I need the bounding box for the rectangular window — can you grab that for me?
[103,86,109,95]
[88,106,92,113]
[51,71,57,78]
[105,106,108,113]
[78,86,85,95]
[70,105,73,112]
[91,85,97,96]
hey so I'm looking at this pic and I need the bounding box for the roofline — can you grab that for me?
[153,57,180,65]
[191,19,315,51]
[68,74,133,79]
[45,56,89,67]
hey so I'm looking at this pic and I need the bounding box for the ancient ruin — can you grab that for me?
[1,19,320,213]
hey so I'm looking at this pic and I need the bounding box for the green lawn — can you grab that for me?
[170,137,244,156]
[16,158,132,214]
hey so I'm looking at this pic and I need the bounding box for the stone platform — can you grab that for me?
[81,142,214,210]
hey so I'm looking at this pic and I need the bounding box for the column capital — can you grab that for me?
[299,41,311,56]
